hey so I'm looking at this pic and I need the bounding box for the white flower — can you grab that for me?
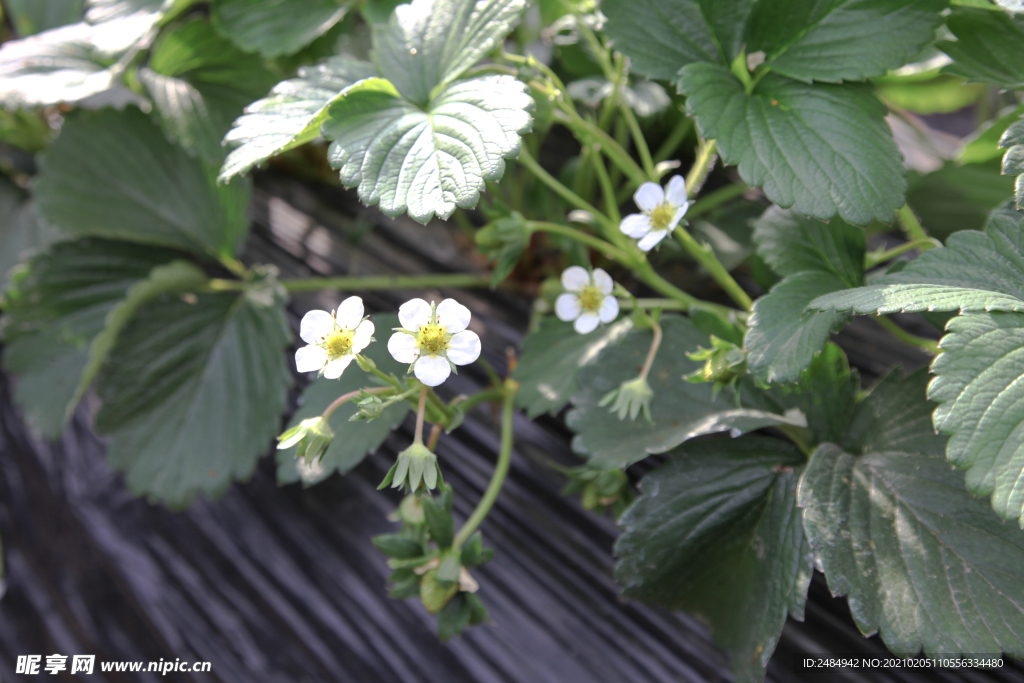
[295,296,375,379]
[387,298,482,387]
[555,266,619,334]
[620,175,689,251]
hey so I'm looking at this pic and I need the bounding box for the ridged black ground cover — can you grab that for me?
[1,174,1022,682]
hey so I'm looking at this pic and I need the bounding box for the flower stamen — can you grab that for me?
[324,329,355,359]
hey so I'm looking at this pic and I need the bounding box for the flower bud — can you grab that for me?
[276,416,334,464]
[599,375,654,422]
[379,442,442,493]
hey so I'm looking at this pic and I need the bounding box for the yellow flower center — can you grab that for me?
[578,285,604,312]
[324,329,355,359]
[417,323,449,356]
[649,203,676,230]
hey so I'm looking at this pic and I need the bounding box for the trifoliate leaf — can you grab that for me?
[753,206,865,286]
[678,64,906,226]
[5,0,84,35]
[927,312,1024,525]
[0,23,119,107]
[809,208,1024,315]
[211,0,346,58]
[95,281,291,507]
[745,273,851,384]
[139,19,278,163]
[513,316,633,418]
[567,315,808,468]
[745,0,946,84]
[371,0,527,106]
[616,436,811,683]
[37,108,251,260]
[0,180,58,290]
[277,315,410,486]
[218,56,377,181]
[1,240,184,436]
[799,442,1024,657]
[743,343,858,446]
[940,7,1024,90]
[322,75,533,223]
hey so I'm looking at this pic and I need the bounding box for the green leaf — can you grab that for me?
[745,272,851,384]
[905,161,1018,238]
[616,436,811,683]
[140,19,278,163]
[1,240,185,436]
[567,316,807,468]
[745,0,946,84]
[370,0,527,106]
[37,108,251,260]
[1000,117,1024,209]
[373,534,424,558]
[959,104,1024,165]
[422,495,454,548]
[211,0,346,58]
[513,316,633,418]
[0,180,59,290]
[5,0,84,35]
[678,64,906,226]
[85,0,186,54]
[940,7,1024,89]
[799,441,1024,656]
[94,282,291,507]
[927,312,1024,525]
[276,315,410,485]
[218,56,378,181]
[842,367,945,457]
[688,200,763,272]
[752,206,865,286]
[0,23,119,107]
[809,208,1024,315]
[322,75,533,223]
[743,343,859,445]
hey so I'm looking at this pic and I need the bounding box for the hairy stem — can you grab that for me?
[865,238,943,269]
[426,422,443,452]
[619,297,688,311]
[875,316,941,354]
[527,221,630,261]
[322,386,393,420]
[281,273,491,292]
[517,148,616,233]
[414,386,428,445]
[638,317,663,380]
[619,101,656,180]
[453,380,518,549]
[673,228,753,310]
[896,203,935,249]
[685,183,749,221]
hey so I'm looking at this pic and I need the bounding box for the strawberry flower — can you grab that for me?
[555,266,619,334]
[387,298,482,386]
[295,296,375,379]
[619,175,688,251]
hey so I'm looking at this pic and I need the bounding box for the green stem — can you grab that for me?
[674,227,753,310]
[554,107,648,187]
[685,183,749,221]
[632,260,738,319]
[779,425,813,458]
[414,385,428,444]
[638,317,662,380]
[526,221,630,262]
[896,203,935,249]
[653,115,693,164]
[875,316,941,354]
[359,355,406,390]
[589,149,623,229]
[619,101,656,180]
[619,297,688,311]
[517,147,616,233]
[685,138,718,197]
[865,238,943,268]
[453,380,518,549]
[322,386,393,420]
[451,387,506,414]
[281,273,491,292]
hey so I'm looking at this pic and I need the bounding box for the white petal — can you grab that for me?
[555,293,582,321]
[388,332,419,364]
[436,298,471,333]
[414,355,451,386]
[299,310,334,344]
[619,213,651,238]
[398,298,432,331]
[637,229,668,252]
[447,330,481,365]
[295,345,328,372]
[352,320,375,353]
[335,296,364,329]
[592,268,614,294]
[561,265,590,292]
[599,295,619,323]
[664,175,687,205]
[574,312,601,334]
[323,355,353,380]
[634,182,664,212]
[667,205,688,232]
